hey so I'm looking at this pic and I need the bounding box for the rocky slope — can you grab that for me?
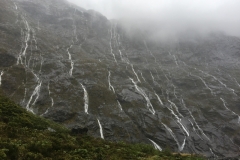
[0,93,204,159]
[0,0,240,158]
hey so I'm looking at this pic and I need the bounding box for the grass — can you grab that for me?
[0,92,205,159]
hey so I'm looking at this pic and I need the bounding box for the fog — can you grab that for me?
[68,0,240,38]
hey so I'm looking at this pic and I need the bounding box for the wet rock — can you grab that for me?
[0,53,16,67]
[71,126,88,135]
[43,105,76,123]
[119,89,144,102]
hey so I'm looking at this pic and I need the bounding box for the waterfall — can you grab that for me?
[97,119,104,139]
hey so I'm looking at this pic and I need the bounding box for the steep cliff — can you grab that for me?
[0,0,240,158]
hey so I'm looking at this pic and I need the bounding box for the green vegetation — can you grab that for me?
[0,93,205,159]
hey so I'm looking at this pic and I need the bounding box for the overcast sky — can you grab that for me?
[67,0,240,37]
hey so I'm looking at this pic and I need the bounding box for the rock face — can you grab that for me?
[71,127,88,135]
[0,0,240,158]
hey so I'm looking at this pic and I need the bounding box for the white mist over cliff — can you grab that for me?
[68,0,240,37]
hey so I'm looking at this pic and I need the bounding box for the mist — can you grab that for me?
[67,0,240,38]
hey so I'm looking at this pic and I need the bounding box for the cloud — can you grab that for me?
[67,0,240,37]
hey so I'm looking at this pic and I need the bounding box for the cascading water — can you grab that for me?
[148,139,162,151]
[130,77,155,114]
[0,71,4,86]
[108,71,115,93]
[131,64,141,83]
[81,83,89,114]
[220,98,240,123]
[97,119,104,139]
